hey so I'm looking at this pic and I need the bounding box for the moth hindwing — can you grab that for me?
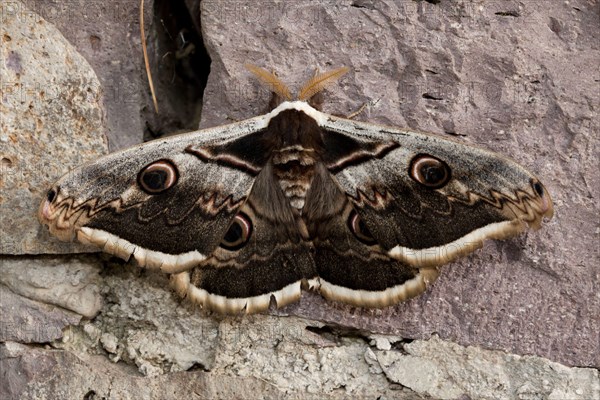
[39,67,553,314]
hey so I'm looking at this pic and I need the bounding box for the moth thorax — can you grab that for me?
[272,146,317,212]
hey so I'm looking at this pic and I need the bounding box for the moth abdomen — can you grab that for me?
[273,160,318,212]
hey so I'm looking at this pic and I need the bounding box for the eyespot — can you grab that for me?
[532,180,544,197]
[220,213,253,251]
[409,154,451,189]
[46,188,57,203]
[137,160,178,194]
[348,210,377,246]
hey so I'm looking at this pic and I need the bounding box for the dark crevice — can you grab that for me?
[305,325,419,354]
[350,1,376,10]
[391,338,414,354]
[305,325,337,342]
[187,362,209,372]
[495,11,520,17]
[305,325,371,344]
[14,341,55,349]
[83,390,106,400]
[422,93,443,100]
[445,130,466,137]
[143,0,211,141]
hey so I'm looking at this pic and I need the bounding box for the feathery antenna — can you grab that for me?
[297,67,349,101]
[245,64,292,101]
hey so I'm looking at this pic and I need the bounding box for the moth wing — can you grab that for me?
[41,116,275,273]
[303,163,439,308]
[318,115,553,269]
[173,162,318,314]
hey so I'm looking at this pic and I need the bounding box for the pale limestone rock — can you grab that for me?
[0,256,102,318]
[80,265,221,375]
[1,325,597,400]
[0,342,287,400]
[21,0,148,151]
[376,335,600,399]
[0,1,108,255]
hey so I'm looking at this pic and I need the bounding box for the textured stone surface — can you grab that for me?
[201,0,600,368]
[76,263,220,375]
[1,0,599,399]
[2,320,598,400]
[21,0,146,150]
[0,1,108,254]
[0,285,81,343]
[22,0,209,149]
[376,335,600,399]
[0,342,287,400]
[0,256,103,318]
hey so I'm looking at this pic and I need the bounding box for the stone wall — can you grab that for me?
[1,1,598,399]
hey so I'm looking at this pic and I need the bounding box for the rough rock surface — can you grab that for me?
[201,0,600,368]
[80,263,220,375]
[1,317,598,399]
[2,261,597,399]
[375,335,599,399]
[0,256,103,318]
[20,0,146,150]
[1,0,599,399]
[22,0,209,149]
[0,1,108,254]
[0,285,81,343]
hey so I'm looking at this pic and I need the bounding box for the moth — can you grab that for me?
[39,66,553,314]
